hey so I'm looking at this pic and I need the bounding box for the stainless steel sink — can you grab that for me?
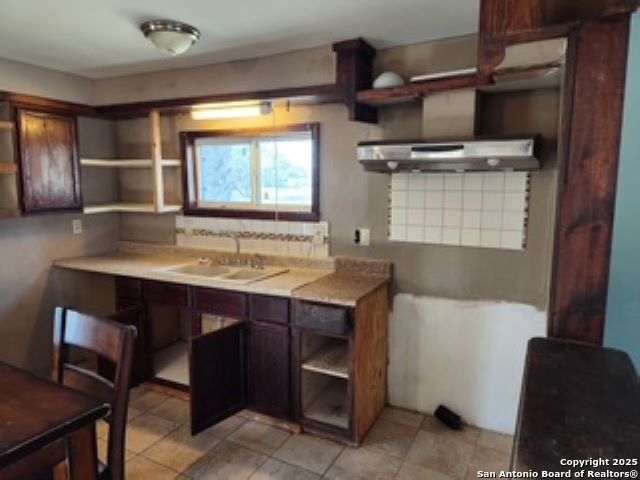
[162,263,288,284]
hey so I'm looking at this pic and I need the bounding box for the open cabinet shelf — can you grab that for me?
[80,158,181,168]
[303,375,349,430]
[356,62,563,108]
[83,202,182,214]
[302,338,349,379]
[356,73,493,106]
[80,110,182,215]
[0,121,14,130]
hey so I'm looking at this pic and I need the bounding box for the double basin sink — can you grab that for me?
[161,262,289,285]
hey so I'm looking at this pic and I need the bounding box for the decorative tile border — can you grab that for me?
[174,227,321,244]
[175,216,331,258]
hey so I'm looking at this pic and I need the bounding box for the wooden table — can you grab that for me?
[0,362,109,479]
[513,337,640,473]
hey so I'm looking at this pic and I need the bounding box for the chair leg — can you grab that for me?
[52,462,67,480]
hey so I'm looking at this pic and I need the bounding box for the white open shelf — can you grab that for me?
[83,202,182,214]
[81,158,181,168]
[81,110,181,215]
[302,339,349,379]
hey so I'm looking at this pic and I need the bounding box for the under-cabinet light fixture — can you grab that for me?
[190,101,273,120]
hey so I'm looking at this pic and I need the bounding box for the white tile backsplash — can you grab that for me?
[388,172,529,250]
[175,216,330,258]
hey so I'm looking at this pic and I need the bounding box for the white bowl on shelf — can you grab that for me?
[372,71,405,89]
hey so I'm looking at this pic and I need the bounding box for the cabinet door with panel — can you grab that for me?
[17,109,81,213]
[189,287,248,434]
[247,321,291,419]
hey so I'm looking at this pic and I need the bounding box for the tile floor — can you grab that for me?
[103,384,513,480]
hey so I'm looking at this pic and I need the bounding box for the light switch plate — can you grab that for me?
[72,219,83,235]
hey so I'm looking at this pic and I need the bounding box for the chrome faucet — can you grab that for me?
[223,231,241,265]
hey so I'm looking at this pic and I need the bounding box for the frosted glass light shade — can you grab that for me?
[147,31,195,55]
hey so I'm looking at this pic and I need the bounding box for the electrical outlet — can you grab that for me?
[312,229,325,245]
[72,219,83,235]
[355,228,370,246]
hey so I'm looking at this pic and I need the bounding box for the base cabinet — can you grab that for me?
[110,277,388,445]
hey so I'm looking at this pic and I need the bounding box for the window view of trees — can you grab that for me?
[259,139,312,206]
[197,134,313,211]
[199,142,252,204]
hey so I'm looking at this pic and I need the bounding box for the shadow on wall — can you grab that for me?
[388,293,546,434]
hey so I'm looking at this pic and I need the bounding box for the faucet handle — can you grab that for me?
[197,256,212,266]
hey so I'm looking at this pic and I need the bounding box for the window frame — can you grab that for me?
[181,123,320,221]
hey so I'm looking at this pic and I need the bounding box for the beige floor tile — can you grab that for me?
[396,462,456,480]
[130,388,172,412]
[98,438,108,463]
[142,424,222,473]
[421,415,481,445]
[250,458,320,480]
[96,419,109,440]
[126,413,179,453]
[405,430,476,479]
[272,433,343,474]
[128,406,143,421]
[477,430,513,455]
[98,438,137,464]
[150,396,191,425]
[207,414,248,439]
[378,406,425,428]
[466,447,511,479]
[324,447,401,480]
[228,420,290,455]
[363,418,418,459]
[126,455,179,480]
[185,440,267,480]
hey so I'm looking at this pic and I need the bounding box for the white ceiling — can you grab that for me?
[0,0,479,79]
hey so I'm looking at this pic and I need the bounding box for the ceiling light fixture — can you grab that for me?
[140,20,200,56]
[191,101,273,120]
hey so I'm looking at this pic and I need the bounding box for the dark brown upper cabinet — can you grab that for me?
[17,109,82,213]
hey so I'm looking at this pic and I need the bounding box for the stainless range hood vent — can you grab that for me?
[357,136,540,173]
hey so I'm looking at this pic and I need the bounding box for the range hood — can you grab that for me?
[357,136,540,173]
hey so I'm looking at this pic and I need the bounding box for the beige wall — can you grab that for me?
[0,55,120,374]
[0,57,94,104]
[115,89,558,308]
[93,46,336,105]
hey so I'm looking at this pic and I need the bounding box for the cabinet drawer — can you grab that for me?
[250,295,289,325]
[194,288,247,320]
[143,281,189,307]
[116,277,142,300]
[294,301,352,335]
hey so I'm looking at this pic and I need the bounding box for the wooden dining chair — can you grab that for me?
[0,307,137,480]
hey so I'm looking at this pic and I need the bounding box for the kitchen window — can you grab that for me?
[181,123,319,220]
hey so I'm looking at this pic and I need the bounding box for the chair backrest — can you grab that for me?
[53,307,137,480]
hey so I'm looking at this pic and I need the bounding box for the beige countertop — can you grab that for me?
[54,251,389,306]
[292,271,389,306]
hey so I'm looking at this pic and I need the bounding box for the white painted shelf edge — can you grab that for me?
[83,203,182,214]
[80,158,181,168]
